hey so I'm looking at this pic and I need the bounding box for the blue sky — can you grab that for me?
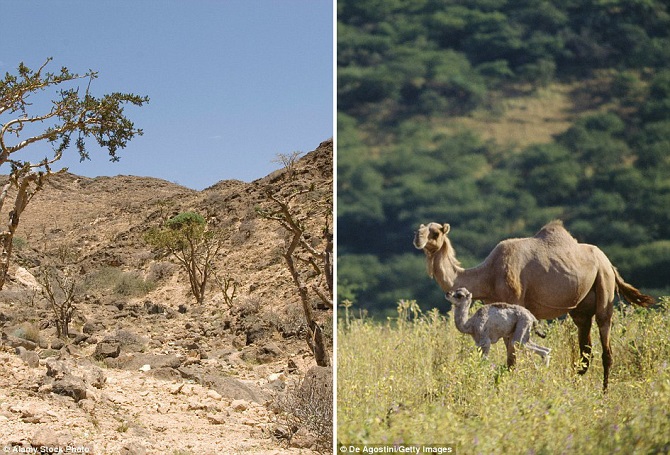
[0,1,333,190]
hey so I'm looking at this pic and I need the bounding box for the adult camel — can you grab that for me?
[413,220,655,390]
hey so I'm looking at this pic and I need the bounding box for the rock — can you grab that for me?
[139,364,151,372]
[176,364,267,403]
[232,334,246,349]
[3,334,38,351]
[231,399,248,412]
[117,329,149,352]
[82,320,105,334]
[31,428,61,449]
[82,367,106,388]
[71,332,90,344]
[206,413,227,425]
[267,377,286,392]
[169,383,185,395]
[187,399,207,411]
[116,353,182,371]
[148,367,182,381]
[180,384,196,396]
[15,267,41,290]
[207,389,223,401]
[45,358,69,379]
[94,340,121,360]
[62,344,80,356]
[15,346,40,368]
[290,427,318,449]
[245,321,268,345]
[51,338,65,350]
[78,399,96,413]
[273,424,297,442]
[144,301,166,314]
[52,374,87,402]
[119,442,147,455]
[256,342,283,363]
[268,372,287,382]
[39,349,60,359]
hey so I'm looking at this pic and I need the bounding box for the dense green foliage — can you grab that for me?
[165,211,206,229]
[338,0,670,314]
[339,0,670,121]
[338,299,670,452]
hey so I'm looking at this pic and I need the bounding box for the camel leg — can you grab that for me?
[596,310,613,390]
[594,275,615,391]
[592,250,617,390]
[507,320,532,368]
[504,336,517,368]
[476,338,491,358]
[526,340,551,366]
[569,307,594,375]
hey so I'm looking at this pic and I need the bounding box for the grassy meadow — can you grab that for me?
[337,298,670,454]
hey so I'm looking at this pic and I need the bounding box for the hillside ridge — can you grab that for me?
[0,138,333,452]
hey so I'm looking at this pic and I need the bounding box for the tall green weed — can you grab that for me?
[338,298,670,454]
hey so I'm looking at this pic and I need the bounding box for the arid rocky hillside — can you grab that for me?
[0,139,333,453]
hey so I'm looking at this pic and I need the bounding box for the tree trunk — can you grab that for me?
[0,173,41,289]
[285,233,330,367]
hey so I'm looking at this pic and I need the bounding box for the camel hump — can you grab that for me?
[533,220,577,244]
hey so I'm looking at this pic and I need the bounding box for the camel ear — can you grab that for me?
[442,223,451,234]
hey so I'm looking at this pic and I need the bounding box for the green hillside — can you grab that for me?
[337,0,670,314]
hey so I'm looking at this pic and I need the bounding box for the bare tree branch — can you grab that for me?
[258,185,332,366]
[0,58,147,289]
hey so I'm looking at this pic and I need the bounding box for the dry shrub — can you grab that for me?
[147,261,177,282]
[267,304,305,338]
[84,267,155,297]
[275,366,333,451]
[11,321,41,344]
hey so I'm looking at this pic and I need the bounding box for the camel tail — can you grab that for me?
[613,267,655,308]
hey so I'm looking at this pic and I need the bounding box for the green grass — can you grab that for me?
[337,298,670,454]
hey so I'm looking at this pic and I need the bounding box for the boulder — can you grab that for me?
[116,353,182,371]
[52,374,87,402]
[45,358,69,379]
[15,346,40,368]
[94,340,121,360]
[82,320,105,335]
[15,267,41,290]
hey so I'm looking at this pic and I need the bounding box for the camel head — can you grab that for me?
[413,222,451,253]
[445,287,472,307]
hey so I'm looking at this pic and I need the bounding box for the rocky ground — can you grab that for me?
[0,140,333,454]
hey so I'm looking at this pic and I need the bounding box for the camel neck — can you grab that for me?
[430,240,465,292]
[431,243,492,301]
[452,302,472,335]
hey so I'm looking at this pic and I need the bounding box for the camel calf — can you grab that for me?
[445,287,551,367]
